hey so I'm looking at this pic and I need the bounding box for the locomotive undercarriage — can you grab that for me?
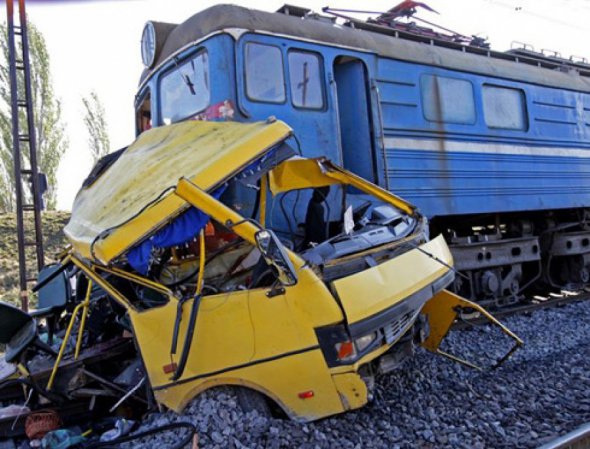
[448,234,541,307]
[435,209,590,308]
[543,230,590,289]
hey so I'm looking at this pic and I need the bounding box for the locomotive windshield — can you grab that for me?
[160,50,210,124]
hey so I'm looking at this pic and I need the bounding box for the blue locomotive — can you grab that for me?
[134,4,590,306]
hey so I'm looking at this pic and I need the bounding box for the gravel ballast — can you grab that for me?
[124,299,590,449]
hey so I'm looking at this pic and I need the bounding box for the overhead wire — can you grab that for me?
[482,0,587,31]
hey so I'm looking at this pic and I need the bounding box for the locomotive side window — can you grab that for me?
[160,51,210,124]
[483,85,528,130]
[136,90,151,134]
[288,51,324,109]
[421,75,476,124]
[245,43,286,103]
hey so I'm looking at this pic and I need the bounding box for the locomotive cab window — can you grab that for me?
[245,43,286,103]
[421,74,476,124]
[288,51,324,109]
[136,90,151,134]
[160,51,210,124]
[483,85,528,130]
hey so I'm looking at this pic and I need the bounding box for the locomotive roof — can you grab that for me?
[140,4,590,94]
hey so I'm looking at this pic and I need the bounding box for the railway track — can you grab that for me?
[537,423,590,449]
[453,290,590,330]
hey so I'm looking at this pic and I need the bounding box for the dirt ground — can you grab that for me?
[0,211,70,307]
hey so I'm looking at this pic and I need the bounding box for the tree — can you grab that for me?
[0,20,68,212]
[82,90,110,165]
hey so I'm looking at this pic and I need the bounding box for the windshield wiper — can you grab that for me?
[182,74,196,95]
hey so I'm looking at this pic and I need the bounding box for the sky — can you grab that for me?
[3,0,590,210]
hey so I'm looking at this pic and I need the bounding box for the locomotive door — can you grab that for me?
[333,57,377,184]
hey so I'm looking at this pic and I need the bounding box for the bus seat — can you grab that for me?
[304,187,330,246]
[0,302,54,364]
[30,264,72,345]
[33,264,71,315]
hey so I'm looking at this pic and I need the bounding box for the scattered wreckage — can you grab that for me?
[0,120,521,443]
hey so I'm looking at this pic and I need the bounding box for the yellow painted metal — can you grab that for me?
[47,298,89,390]
[127,277,344,420]
[16,364,29,378]
[74,280,92,360]
[322,161,415,216]
[100,265,173,295]
[129,292,253,388]
[67,227,343,420]
[331,373,368,411]
[60,166,439,420]
[269,158,416,216]
[268,158,341,193]
[194,230,205,296]
[174,177,343,326]
[239,281,328,360]
[56,132,521,422]
[70,257,134,310]
[155,349,346,421]
[175,178,261,247]
[65,120,292,264]
[420,289,523,369]
[176,177,304,273]
[89,178,347,420]
[332,235,451,323]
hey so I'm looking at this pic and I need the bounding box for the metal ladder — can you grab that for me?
[6,0,45,311]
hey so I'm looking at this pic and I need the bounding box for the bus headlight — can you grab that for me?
[316,325,380,366]
[355,332,377,352]
[335,332,378,361]
[335,341,356,361]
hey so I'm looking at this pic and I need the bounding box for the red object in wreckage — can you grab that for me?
[192,100,236,121]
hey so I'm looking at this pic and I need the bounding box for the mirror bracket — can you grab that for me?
[255,229,298,287]
[266,281,286,298]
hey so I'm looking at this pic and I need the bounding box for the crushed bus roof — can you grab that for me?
[64,120,292,264]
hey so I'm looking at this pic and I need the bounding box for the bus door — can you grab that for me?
[333,57,377,184]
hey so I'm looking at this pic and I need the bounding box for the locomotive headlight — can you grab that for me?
[141,22,156,68]
[141,21,175,69]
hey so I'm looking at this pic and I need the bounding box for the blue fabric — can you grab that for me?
[41,429,85,449]
[127,187,225,274]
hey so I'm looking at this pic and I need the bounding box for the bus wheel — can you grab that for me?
[236,387,272,417]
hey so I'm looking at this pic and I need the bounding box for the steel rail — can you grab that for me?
[453,292,590,330]
[536,423,590,449]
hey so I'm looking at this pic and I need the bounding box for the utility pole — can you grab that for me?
[6,0,45,311]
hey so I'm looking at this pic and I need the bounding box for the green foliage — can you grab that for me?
[0,211,69,306]
[0,20,68,212]
[82,90,110,165]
